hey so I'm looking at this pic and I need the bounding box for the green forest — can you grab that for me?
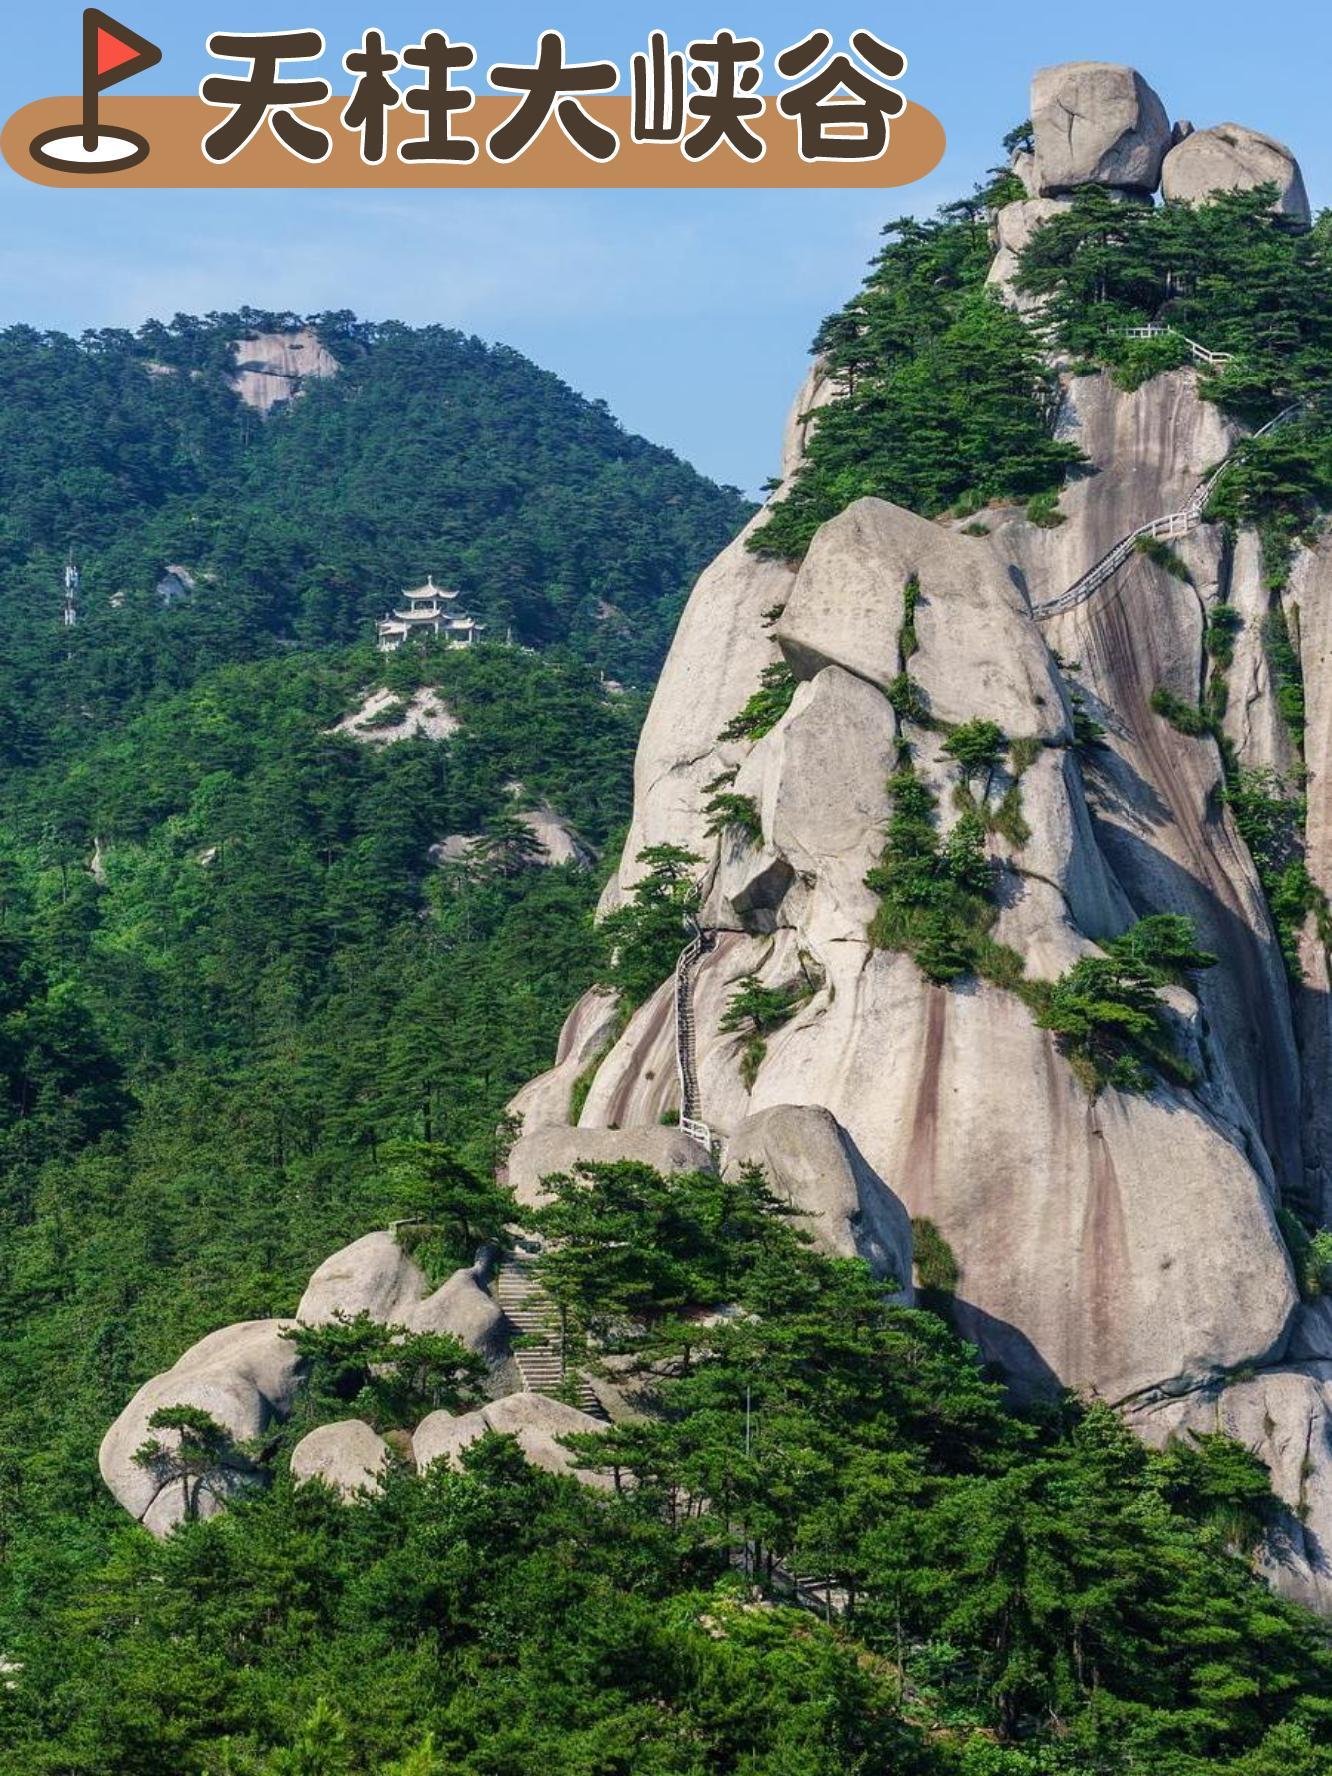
[754,182,1332,563]
[5,183,1332,1773]
[0,308,751,724]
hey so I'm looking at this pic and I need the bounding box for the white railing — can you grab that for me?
[1033,397,1311,621]
[674,915,714,1152]
[1114,324,1233,368]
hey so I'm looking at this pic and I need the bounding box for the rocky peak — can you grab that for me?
[1030,62,1171,196]
[501,143,1332,1601]
[991,63,1313,305]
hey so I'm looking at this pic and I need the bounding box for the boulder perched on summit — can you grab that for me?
[1161,124,1311,228]
[1031,62,1171,195]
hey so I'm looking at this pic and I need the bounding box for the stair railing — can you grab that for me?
[1031,390,1312,621]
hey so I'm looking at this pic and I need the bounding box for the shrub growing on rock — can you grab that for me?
[703,790,763,845]
[1036,914,1217,1093]
[719,974,807,1087]
[597,843,702,1010]
[867,770,998,983]
[718,662,799,742]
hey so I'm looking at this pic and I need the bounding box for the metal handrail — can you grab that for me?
[674,911,714,1151]
[1113,324,1234,368]
[1032,397,1311,621]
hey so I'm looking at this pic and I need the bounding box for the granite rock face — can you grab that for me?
[723,1104,913,1289]
[986,197,1072,305]
[777,498,1071,740]
[1030,63,1171,195]
[506,987,622,1137]
[413,1393,611,1486]
[1162,123,1311,227]
[516,281,1332,1598]
[290,1420,391,1500]
[572,455,1298,1407]
[329,687,460,747]
[1133,1366,1332,1614]
[230,328,337,414]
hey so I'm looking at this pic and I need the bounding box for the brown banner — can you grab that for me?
[4,94,945,188]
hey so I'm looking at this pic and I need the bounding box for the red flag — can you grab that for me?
[85,8,161,93]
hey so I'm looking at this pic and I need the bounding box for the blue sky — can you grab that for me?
[2,1,1328,494]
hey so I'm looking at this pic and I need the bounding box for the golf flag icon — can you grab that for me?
[29,9,162,172]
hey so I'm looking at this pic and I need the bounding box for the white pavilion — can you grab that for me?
[376,576,486,653]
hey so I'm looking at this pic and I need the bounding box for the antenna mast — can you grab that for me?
[63,559,80,629]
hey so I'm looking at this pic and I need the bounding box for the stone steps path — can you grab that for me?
[675,918,715,1153]
[494,1257,606,1418]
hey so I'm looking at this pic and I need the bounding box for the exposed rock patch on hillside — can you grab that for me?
[329,687,460,745]
[230,328,338,414]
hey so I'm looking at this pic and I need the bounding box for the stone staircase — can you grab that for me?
[675,918,715,1153]
[494,1255,605,1418]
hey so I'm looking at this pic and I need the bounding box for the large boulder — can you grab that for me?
[776,497,1070,740]
[1134,1365,1332,1614]
[399,1261,511,1363]
[1031,63,1170,196]
[99,1319,304,1534]
[101,1230,521,1533]
[290,1420,391,1500]
[296,1231,428,1327]
[723,1104,913,1290]
[507,1124,713,1212]
[413,1392,611,1487]
[1161,124,1311,227]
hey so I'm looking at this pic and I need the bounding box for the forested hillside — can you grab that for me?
[0,307,740,1764]
[0,307,751,753]
[0,640,644,1723]
[10,79,1332,1773]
